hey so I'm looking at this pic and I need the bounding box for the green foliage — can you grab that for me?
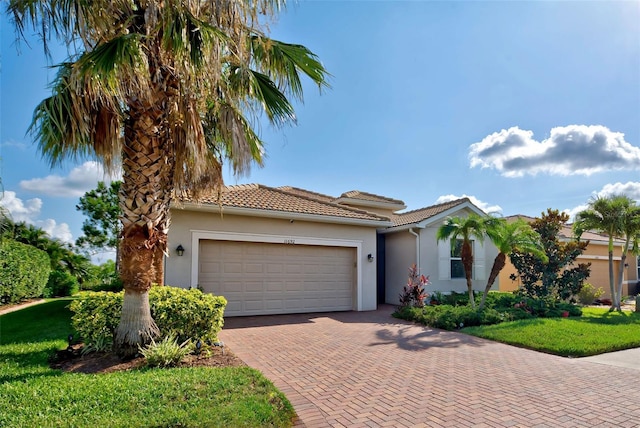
[394,291,583,330]
[70,291,123,352]
[75,181,122,255]
[70,286,228,351]
[510,209,591,301]
[0,239,51,304]
[150,286,227,343]
[44,270,79,297]
[398,264,429,308]
[577,282,605,305]
[82,260,122,292]
[139,335,193,367]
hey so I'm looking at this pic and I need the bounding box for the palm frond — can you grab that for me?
[250,35,330,100]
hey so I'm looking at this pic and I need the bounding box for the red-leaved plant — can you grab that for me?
[399,264,430,308]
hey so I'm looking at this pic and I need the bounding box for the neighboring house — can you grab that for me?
[166,184,496,315]
[498,215,640,298]
[381,199,498,303]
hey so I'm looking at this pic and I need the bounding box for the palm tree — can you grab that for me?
[479,218,546,310]
[615,203,640,307]
[436,213,489,309]
[574,195,634,311]
[8,0,329,356]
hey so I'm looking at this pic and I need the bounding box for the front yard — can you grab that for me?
[0,299,295,427]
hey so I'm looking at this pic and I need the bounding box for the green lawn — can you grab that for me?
[463,307,640,357]
[0,299,295,427]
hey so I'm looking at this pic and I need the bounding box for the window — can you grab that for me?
[450,239,472,279]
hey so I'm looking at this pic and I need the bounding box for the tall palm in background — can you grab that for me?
[436,214,489,309]
[574,195,637,311]
[479,218,546,310]
[8,0,329,355]
[615,201,640,307]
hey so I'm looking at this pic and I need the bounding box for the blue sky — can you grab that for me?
[1,1,639,258]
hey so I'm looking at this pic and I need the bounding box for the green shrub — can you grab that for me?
[44,270,79,297]
[577,282,604,305]
[139,335,193,367]
[0,239,51,304]
[82,260,123,292]
[70,286,227,352]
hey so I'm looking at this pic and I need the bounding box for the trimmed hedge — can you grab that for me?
[0,239,51,304]
[70,286,227,350]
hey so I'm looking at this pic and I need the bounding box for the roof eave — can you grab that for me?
[173,202,393,227]
[334,197,407,211]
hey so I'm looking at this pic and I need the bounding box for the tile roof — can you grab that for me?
[506,215,625,244]
[391,198,471,227]
[187,184,390,223]
[338,190,406,206]
[276,186,335,203]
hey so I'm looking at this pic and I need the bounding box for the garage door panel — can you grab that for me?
[199,240,355,316]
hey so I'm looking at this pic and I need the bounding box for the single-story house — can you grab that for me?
[498,216,640,298]
[165,184,498,316]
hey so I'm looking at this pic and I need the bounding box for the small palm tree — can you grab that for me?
[479,218,546,310]
[615,203,640,306]
[9,0,330,355]
[574,195,636,311]
[436,213,489,309]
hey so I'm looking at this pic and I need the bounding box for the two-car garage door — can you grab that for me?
[198,240,355,316]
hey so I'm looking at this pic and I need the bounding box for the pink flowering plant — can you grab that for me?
[398,264,430,308]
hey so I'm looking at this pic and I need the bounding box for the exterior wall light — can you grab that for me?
[367,253,374,262]
[176,245,185,256]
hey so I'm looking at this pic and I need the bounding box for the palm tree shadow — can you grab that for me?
[371,325,488,352]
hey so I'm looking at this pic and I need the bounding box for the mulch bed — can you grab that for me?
[49,344,246,374]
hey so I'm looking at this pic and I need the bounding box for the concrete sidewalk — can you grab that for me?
[581,347,640,371]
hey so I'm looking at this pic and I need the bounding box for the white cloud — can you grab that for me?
[0,190,42,222]
[563,181,640,221]
[0,190,73,243]
[435,194,503,215]
[20,161,121,197]
[469,125,640,177]
[1,139,28,150]
[595,181,640,201]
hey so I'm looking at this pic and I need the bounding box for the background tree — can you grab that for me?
[511,209,590,301]
[76,181,122,269]
[9,0,330,355]
[479,218,546,310]
[437,213,490,309]
[575,195,640,310]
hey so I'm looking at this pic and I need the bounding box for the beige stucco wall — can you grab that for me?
[166,207,380,311]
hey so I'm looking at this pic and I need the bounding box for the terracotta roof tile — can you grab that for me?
[339,190,405,206]
[190,184,390,222]
[391,198,470,227]
[276,186,335,203]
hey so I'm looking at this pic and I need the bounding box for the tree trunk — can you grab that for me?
[462,240,475,308]
[114,85,176,356]
[153,246,165,286]
[608,248,618,311]
[615,238,631,311]
[480,252,506,310]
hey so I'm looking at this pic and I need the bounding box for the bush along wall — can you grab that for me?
[0,239,51,305]
[70,286,227,352]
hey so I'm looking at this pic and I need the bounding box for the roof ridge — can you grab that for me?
[395,197,469,217]
[339,190,405,205]
[273,185,390,221]
[277,186,335,201]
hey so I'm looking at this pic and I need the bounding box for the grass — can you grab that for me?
[0,299,295,427]
[463,307,640,357]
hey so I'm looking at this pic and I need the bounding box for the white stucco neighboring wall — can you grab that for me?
[166,208,380,311]
[383,206,500,305]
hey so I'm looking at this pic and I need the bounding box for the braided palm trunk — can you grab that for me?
[462,241,476,308]
[115,91,175,357]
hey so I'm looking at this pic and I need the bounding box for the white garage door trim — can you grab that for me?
[190,230,364,311]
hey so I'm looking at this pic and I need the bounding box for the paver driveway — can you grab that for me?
[220,305,640,427]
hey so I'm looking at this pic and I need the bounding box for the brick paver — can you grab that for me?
[220,305,640,427]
